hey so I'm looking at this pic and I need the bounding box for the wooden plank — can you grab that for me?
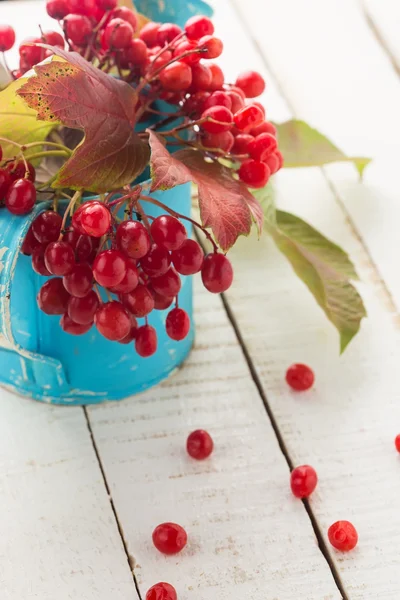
[0,393,138,599]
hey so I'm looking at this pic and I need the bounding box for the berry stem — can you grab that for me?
[24,150,70,162]
[59,190,81,238]
[22,141,72,155]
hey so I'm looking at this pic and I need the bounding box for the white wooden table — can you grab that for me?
[1,0,400,598]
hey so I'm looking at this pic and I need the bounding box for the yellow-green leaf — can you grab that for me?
[275,119,371,177]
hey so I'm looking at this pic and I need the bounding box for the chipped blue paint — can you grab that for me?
[0,183,194,405]
[136,0,212,25]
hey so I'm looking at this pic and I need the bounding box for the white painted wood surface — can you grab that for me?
[1,0,400,598]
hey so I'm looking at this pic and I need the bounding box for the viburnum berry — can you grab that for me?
[5,179,36,215]
[251,121,277,137]
[93,249,127,288]
[64,14,92,46]
[183,90,210,117]
[7,160,36,183]
[264,153,280,175]
[135,324,157,357]
[275,150,284,169]
[152,522,187,555]
[146,582,177,600]
[201,106,233,134]
[171,239,204,275]
[150,215,187,251]
[118,314,138,344]
[21,226,41,256]
[157,23,182,45]
[32,246,52,276]
[395,434,400,452]
[0,168,12,198]
[166,308,190,341]
[68,0,96,16]
[46,0,69,19]
[68,290,99,324]
[110,6,138,30]
[208,64,225,90]
[198,35,223,59]
[187,429,214,460]
[285,363,314,391]
[64,230,94,263]
[328,521,358,552]
[238,159,270,188]
[139,21,161,47]
[109,260,139,294]
[201,253,233,293]
[201,131,234,153]
[43,30,65,48]
[140,243,171,277]
[44,241,75,276]
[173,39,200,65]
[0,25,16,51]
[190,63,212,91]
[151,267,181,297]
[203,91,232,111]
[63,264,93,298]
[290,465,318,498]
[19,38,45,68]
[185,15,214,40]
[116,220,151,259]
[37,278,71,315]
[235,70,266,98]
[248,133,277,161]
[148,286,174,310]
[120,284,155,317]
[32,210,62,244]
[96,0,118,10]
[231,133,253,155]
[75,202,111,237]
[159,61,192,91]
[94,301,131,341]
[60,314,93,335]
[103,18,134,50]
[225,90,244,113]
[234,105,264,132]
[122,39,148,67]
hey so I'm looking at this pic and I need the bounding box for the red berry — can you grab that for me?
[187,429,214,459]
[63,264,93,297]
[159,61,192,91]
[19,38,45,67]
[264,153,280,175]
[64,230,94,263]
[116,220,151,259]
[110,6,138,30]
[148,286,174,310]
[190,63,212,91]
[184,91,210,117]
[328,521,358,552]
[5,179,36,215]
[208,64,224,90]
[201,253,233,293]
[68,290,99,324]
[235,71,265,98]
[43,31,65,48]
[198,35,223,59]
[275,150,284,169]
[185,15,214,40]
[201,106,233,134]
[38,278,71,315]
[104,18,134,49]
[78,202,111,237]
[119,315,138,344]
[32,246,52,276]
[44,241,75,276]
[395,434,400,452]
[109,260,139,294]
[166,308,190,341]
[22,226,41,256]
[234,105,264,132]
[231,133,253,155]
[32,210,62,244]
[135,324,157,357]
[238,159,270,188]
[225,90,244,114]
[64,15,92,46]
[120,284,154,317]
[7,160,36,183]
[139,22,161,47]
[95,301,131,341]
[201,131,234,153]
[151,268,181,298]
[0,25,16,51]
[172,39,200,65]
[140,243,171,277]
[122,39,148,67]
[203,91,232,111]
[46,0,69,19]
[150,215,187,252]
[146,582,177,600]
[93,250,127,288]
[152,522,187,555]
[0,168,12,198]
[60,314,92,335]
[157,23,182,45]
[96,0,118,9]
[171,239,204,275]
[285,363,314,391]
[248,133,277,161]
[68,0,96,16]
[251,121,277,137]
[290,465,318,498]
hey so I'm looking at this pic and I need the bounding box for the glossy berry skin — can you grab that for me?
[208,64,224,90]
[93,250,127,288]
[173,40,200,66]
[116,221,151,259]
[120,284,155,317]
[166,308,190,341]
[60,314,92,336]
[395,434,400,452]
[37,278,70,315]
[64,230,94,263]
[44,241,75,276]
[190,63,212,91]
[159,61,192,91]
[201,106,233,134]
[0,25,16,51]
[201,253,233,293]
[96,0,118,10]
[119,315,138,344]
[328,521,358,552]
[146,582,177,600]
[110,6,138,30]
[122,39,148,66]
[152,522,187,555]
[139,21,160,47]
[248,133,277,162]
[204,91,232,111]
[290,465,318,498]
[109,260,139,294]
[264,153,280,175]
[32,246,52,276]
[185,15,214,40]
[235,71,266,98]
[232,133,253,155]
[68,0,96,16]
[94,301,131,341]
[187,429,214,460]
[0,168,12,198]
[104,18,134,49]
[7,160,36,183]
[140,244,171,277]
[32,210,62,244]
[157,23,182,45]
[46,0,69,19]
[251,121,277,137]
[198,35,223,59]
[68,290,99,325]
[149,286,174,311]
[21,226,41,256]
[151,268,181,298]
[63,264,93,298]
[64,15,92,46]
[234,105,264,132]
[226,90,245,113]
[238,159,270,188]
[5,179,36,215]
[171,239,204,275]
[150,216,187,252]
[135,325,157,357]
[19,38,44,68]
[285,363,314,391]
[77,202,111,237]
[202,131,234,153]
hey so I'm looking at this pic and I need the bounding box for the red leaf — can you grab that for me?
[18,47,150,193]
[148,131,263,251]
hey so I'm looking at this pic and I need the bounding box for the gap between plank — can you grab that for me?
[361,1,400,79]
[82,406,143,600]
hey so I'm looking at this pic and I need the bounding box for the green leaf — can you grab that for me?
[268,210,367,352]
[251,184,276,227]
[274,119,371,177]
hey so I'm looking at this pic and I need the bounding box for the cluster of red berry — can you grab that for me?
[0,152,37,216]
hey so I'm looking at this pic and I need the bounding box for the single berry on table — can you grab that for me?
[290,465,318,498]
[146,582,177,600]
[135,324,157,357]
[68,290,99,325]
[285,363,315,391]
[152,522,187,555]
[187,429,213,460]
[328,521,358,552]
[201,253,233,294]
